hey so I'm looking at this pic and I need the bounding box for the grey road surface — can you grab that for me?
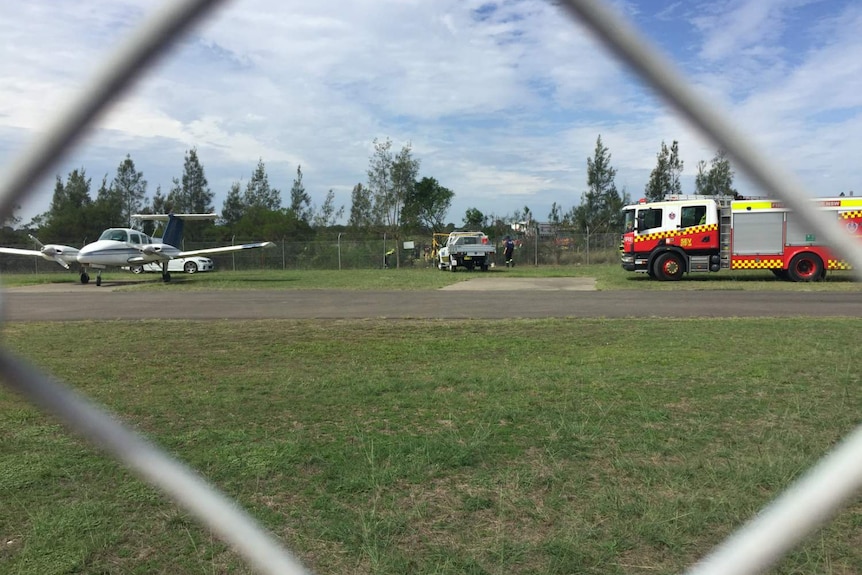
[2,278,860,320]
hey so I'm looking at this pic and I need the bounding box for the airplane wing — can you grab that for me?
[131,213,219,221]
[177,241,276,258]
[0,247,43,257]
[0,245,75,269]
[126,253,168,265]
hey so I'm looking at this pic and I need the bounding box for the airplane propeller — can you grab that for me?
[28,234,45,249]
[29,234,72,269]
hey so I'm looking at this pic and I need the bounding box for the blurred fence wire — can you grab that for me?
[0,234,624,272]
[1,0,860,574]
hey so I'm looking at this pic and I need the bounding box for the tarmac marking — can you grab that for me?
[439,277,597,291]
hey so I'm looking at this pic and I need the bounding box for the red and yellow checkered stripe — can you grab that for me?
[634,223,718,243]
[828,260,852,270]
[731,258,782,270]
[840,210,862,219]
[732,258,852,271]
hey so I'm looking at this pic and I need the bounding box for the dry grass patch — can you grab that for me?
[2,318,861,574]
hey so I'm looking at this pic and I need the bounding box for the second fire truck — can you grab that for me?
[620,195,862,281]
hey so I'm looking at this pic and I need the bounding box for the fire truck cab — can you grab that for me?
[620,195,862,282]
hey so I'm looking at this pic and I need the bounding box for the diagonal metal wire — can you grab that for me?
[558,0,862,274]
[0,0,227,224]
[0,350,309,575]
[559,1,862,573]
[0,0,309,573]
[0,0,859,574]
[685,426,862,575]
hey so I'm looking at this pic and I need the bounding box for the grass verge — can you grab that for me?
[3,264,861,291]
[2,318,860,574]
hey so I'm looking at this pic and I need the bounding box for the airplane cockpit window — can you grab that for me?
[99,229,128,242]
[129,233,142,244]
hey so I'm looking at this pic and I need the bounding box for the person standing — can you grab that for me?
[503,235,515,267]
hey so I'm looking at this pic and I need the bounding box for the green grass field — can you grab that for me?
[3,262,862,291]
[2,317,861,574]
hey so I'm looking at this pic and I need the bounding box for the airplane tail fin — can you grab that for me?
[131,213,218,247]
[162,215,184,248]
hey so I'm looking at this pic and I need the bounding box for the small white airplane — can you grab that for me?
[0,213,275,286]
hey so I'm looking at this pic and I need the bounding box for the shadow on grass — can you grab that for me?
[623,273,857,283]
[614,270,860,293]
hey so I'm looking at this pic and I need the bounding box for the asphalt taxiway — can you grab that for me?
[3,277,859,320]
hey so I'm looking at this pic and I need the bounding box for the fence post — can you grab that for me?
[535,223,539,266]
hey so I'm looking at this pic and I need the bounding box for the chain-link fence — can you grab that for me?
[3,1,862,575]
[0,233,623,273]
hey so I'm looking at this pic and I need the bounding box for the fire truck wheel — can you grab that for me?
[788,253,823,282]
[653,252,684,281]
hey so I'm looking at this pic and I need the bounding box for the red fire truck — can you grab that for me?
[620,195,862,281]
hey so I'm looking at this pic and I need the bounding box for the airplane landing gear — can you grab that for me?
[80,272,90,285]
[162,272,171,283]
[96,271,103,287]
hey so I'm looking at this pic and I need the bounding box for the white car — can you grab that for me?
[129,256,214,275]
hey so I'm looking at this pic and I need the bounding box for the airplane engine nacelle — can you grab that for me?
[142,245,162,255]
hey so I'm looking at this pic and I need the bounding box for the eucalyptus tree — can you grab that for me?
[348,182,374,232]
[311,189,345,229]
[289,165,312,223]
[244,158,281,210]
[111,154,148,226]
[368,137,420,267]
[402,176,453,232]
[464,207,485,229]
[221,181,245,227]
[569,135,628,234]
[93,174,123,230]
[41,168,95,243]
[695,149,738,197]
[167,148,214,240]
[644,140,683,202]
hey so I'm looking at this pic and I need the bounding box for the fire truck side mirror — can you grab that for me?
[636,212,645,231]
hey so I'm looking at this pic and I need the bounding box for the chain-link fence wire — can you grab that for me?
[0,2,310,573]
[0,1,861,574]
[0,234,623,272]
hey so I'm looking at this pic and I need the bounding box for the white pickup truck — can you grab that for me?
[438,231,495,271]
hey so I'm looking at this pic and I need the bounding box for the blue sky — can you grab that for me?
[1,0,861,226]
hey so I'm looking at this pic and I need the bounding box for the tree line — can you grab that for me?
[461,136,738,240]
[1,136,737,253]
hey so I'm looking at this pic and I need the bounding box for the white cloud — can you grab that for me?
[693,0,798,62]
[0,0,861,226]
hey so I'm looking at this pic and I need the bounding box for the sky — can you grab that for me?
[1,0,861,227]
